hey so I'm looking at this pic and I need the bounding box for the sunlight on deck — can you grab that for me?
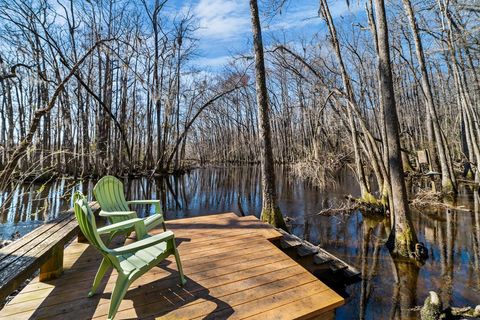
[0,213,343,319]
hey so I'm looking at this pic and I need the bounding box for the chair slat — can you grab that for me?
[93,176,165,234]
[72,191,185,320]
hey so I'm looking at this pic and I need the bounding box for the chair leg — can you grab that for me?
[173,248,186,286]
[154,203,166,232]
[88,258,111,297]
[108,274,130,320]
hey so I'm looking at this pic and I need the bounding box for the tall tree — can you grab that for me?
[249,0,287,230]
[374,0,417,257]
[402,0,457,193]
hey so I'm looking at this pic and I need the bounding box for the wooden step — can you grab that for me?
[329,260,348,273]
[297,242,319,257]
[277,230,303,249]
[276,228,361,282]
[313,250,334,265]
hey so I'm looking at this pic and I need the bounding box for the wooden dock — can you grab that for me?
[0,213,343,319]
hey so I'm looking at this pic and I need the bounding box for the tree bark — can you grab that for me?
[249,0,287,230]
[374,0,417,257]
[320,0,372,200]
[402,0,456,193]
[0,41,106,190]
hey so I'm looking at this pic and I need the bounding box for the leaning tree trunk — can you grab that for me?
[249,0,287,230]
[374,0,417,257]
[0,41,106,191]
[320,0,371,201]
[402,0,457,193]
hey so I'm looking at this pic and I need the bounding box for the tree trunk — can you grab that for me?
[320,0,373,201]
[249,0,287,230]
[0,41,104,190]
[374,0,417,257]
[402,0,456,193]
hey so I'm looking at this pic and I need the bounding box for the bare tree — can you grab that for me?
[374,0,418,257]
[402,0,457,193]
[249,0,287,230]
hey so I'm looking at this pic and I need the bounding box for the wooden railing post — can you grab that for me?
[39,245,64,282]
[77,230,89,243]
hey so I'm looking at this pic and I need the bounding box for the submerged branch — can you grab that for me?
[410,189,472,212]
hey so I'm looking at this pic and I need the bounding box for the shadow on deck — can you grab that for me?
[0,213,343,319]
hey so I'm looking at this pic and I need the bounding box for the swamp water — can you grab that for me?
[0,166,478,319]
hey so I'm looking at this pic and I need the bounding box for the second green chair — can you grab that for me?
[93,176,166,239]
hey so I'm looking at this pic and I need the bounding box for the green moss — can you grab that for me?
[261,205,288,231]
[466,169,474,180]
[403,159,414,172]
[379,182,390,207]
[361,192,380,206]
[37,183,46,194]
[442,179,456,195]
[394,227,416,258]
[380,192,389,206]
[420,292,443,320]
[363,217,381,230]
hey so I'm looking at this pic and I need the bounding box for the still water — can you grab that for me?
[0,166,478,319]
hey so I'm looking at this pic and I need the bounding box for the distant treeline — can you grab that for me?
[0,0,478,195]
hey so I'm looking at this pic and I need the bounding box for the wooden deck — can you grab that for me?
[0,213,343,319]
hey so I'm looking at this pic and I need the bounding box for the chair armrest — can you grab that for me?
[97,218,144,235]
[127,200,162,216]
[99,210,137,218]
[112,230,175,255]
[127,200,160,205]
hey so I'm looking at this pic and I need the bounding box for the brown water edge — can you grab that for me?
[0,166,479,319]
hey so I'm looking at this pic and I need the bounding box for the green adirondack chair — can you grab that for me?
[73,191,186,320]
[93,176,166,240]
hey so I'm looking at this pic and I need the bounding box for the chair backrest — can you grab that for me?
[73,191,110,254]
[93,176,130,216]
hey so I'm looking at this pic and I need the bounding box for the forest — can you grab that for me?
[0,0,476,181]
[0,0,479,319]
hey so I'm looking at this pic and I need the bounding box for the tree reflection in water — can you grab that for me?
[0,166,478,319]
[388,255,420,319]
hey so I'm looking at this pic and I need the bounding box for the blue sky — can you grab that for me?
[165,0,363,70]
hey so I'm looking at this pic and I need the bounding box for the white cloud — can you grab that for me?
[193,0,249,40]
[266,1,362,32]
[194,55,231,68]
[329,1,363,17]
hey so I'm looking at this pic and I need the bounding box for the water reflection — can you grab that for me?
[334,190,479,319]
[359,218,385,320]
[390,257,420,319]
[474,192,480,292]
[0,179,94,239]
[0,166,478,319]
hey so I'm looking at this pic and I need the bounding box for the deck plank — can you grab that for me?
[244,290,342,320]
[0,213,343,319]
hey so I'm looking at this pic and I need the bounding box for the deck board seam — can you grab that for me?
[87,266,309,319]
[5,253,294,304]
[4,260,302,314]
[188,280,326,320]
[0,213,343,320]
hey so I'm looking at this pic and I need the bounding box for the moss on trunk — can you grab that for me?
[390,226,417,258]
[261,205,288,231]
[441,178,456,195]
[360,192,381,205]
[402,151,414,173]
[420,292,443,320]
